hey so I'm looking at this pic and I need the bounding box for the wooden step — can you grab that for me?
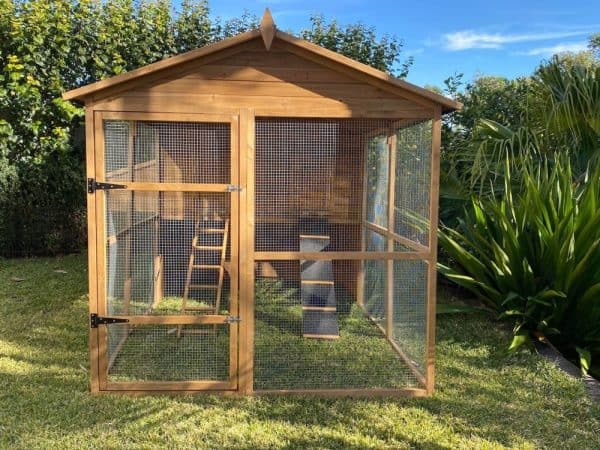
[300,280,334,285]
[299,234,330,240]
[192,264,221,269]
[193,245,224,251]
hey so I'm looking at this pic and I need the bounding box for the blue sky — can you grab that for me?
[200,0,599,89]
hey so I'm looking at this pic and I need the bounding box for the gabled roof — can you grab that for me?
[63,9,461,113]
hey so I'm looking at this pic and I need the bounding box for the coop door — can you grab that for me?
[90,113,240,392]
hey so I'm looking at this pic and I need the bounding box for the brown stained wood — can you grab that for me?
[426,106,442,394]
[273,32,461,112]
[253,251,430,260]
[229,114,241,390]
[183,65,358,83]
[363,221,429,253]
[143,79,392,100]
[254,388,428,398]
[116,315,233,325]
[100,111,233,123]
[238,108,255,394]
[153,255,163,309]
[93,94,432,119]
[93,112,108,390]
[386,133,397,338]
[106,381,235,391]
[259,8,276,51]
[64,30,262,101]
[302,334,340,340]
[85,107,100,393]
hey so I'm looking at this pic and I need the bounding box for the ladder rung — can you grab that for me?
[192,264,221,269]
[189,284,218,289]
[202,229,226,233]
[193,245,223,251]
[299,234,330,240]
[301,280,334,285]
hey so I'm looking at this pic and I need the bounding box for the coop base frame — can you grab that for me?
[86,108,441,397]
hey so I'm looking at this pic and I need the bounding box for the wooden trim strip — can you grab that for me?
[99,111,234,123]
[426,107,442,394]
[386,132,397,338]
[109,182,233,192]
[105,381,235,391]
[363,221,429,253]
[254,251,430,260]
[303,334,340,340]
[254,388,428,398]
[110,315,232,325]
[359,304,427,388]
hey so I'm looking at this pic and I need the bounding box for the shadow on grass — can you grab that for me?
[0,255,598,448]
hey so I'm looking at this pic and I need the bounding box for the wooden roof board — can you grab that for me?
[63,13,461,113]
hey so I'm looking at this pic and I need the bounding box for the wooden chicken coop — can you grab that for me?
[63,10,460,396]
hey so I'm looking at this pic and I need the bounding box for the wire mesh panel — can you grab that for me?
[255,118,393,252]
[107,324,230,382]
[102,117,235,386]
[394,120,432,246]
[392,260,428,371]
[253,260,423,389]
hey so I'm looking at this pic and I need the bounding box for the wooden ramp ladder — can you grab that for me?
[178,218,229,337]
[299,218,340,339]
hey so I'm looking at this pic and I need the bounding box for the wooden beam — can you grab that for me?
[238,108,256,394]
[426,106,442,394]
[106,381,235,391]
[254,388,428,398]
[253,251,430,260]
[85,106,100,393]
[259,8,276,51]
[363,221,429,253]
[386,132,397,338]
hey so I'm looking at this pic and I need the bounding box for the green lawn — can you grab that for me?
[0,254,598,449]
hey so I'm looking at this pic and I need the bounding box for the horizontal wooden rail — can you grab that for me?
[253,251,430,260]
[363,221,429,254]
[254,388,428,397]
[108,315,232,325]
[106,380,235,391]
[102,182,235,192]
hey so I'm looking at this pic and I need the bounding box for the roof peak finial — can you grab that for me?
[259,8,276,51]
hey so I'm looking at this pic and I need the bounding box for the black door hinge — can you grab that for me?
[87,178,127,193]
[90,313,129,328]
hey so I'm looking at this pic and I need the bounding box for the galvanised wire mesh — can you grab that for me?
[253,118,430,390]
[255,118,393,252]
[103,120,232,381]
[392,259,428,372]
[253,260,422,390]
[394,120,432,246]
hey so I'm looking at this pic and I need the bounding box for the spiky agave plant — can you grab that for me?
[438,156,600,374]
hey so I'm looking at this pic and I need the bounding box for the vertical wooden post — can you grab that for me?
[86,106,99,393]
[229,115,240,387]
[357,134,370,307]
[385,131,397,338]
[426,107,442,394]
[94,112,108,390]
[238,109,255,394]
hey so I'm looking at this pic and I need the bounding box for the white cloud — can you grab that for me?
[442,29,593,51]
[518,41,589,56]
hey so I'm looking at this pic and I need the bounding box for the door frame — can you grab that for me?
[89,111,241,393]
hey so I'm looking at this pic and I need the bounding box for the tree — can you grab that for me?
[300,15,412,77]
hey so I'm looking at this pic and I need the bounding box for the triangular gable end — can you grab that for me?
[63,10,461,114]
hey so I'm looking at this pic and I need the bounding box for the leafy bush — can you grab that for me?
[438,157,600,374]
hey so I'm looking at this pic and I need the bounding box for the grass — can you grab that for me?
[0,254,598,449]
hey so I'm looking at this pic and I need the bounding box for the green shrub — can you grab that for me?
[438,157,600,374]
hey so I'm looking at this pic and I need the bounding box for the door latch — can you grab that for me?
[226,185,243,192]
[224,316,242,324]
